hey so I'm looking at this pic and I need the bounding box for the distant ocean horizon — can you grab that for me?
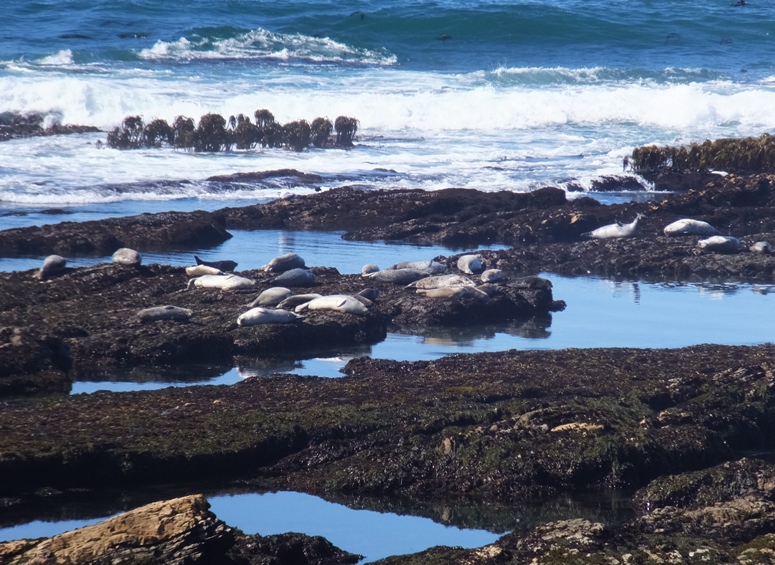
[2,0,774,219]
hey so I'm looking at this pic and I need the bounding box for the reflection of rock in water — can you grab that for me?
[752,285,775,295]
[236,358,302,378]
[72,363,230,384]
[407,316,553,347]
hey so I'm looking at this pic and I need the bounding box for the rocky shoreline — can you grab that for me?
[0,173,774,563]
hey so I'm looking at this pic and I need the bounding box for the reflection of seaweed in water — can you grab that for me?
[321,489,636,534]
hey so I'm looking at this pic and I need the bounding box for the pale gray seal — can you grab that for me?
[366,268,428,285]
[408,274,474,289]
[195,255,238,272]
[416,286,489,299]
[295,295,369,315]
[357,288,380,301]
[663,218,719,236]
[582,213,644,239]
[698,235,740,253]
[386,260,447,275]
[361,264,380,275]
[136,305,192,323]
[112,247,142,266]
[37,255,66,280]
[185,265,223,276]
[750,241,772,254]
[237,307,301,326]
[188,274,255,290]
[261,253,305,273]
[457,254,483,274]
[480,269,503,283]
[272,268,316,287]
[249,287,293,307]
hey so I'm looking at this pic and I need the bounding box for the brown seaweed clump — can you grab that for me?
[334,115,359,148]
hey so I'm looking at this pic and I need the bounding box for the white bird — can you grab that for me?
[582,213,644,239]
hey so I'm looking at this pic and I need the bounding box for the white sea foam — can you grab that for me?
[37,50,74,66]
[138,29,397,66]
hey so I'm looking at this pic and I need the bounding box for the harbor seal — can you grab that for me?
[272,268,316,286]
[135,305,192,323]
[277,293,322,309]
[386,260,447,275]
[261,253,305,273]
[698,235,740,253]
[366,268,429,285]
[416,286,489,299]
[194,255,238,272]
[37,255,67,280]
[457,254,483,274]
[357,288,380,301]
[750,241,772,254]
[112,247,142,266]
[663,218,719,236]
[480,269,503,283]
[408,274,475,289]
[295,294,369,315]
[185,265,223,276]
[237,307,301,326]
[361,264,380,275]
[188,274,255,290]
[582,213,644,239]
[249,287,293,308]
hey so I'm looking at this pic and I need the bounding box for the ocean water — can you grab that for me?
[2,0,775,211]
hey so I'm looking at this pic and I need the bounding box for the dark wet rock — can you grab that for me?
[588,175,649,192]
[207,169,323,185]
[0,210,232,257]
[0,327,71,395]
[1,343,774,501]
[0,494,360,565]
[0,111,100,142]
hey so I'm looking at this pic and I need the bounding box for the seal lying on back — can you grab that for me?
[663,218,719,236]
[295,295,369,315]
[272,268,316,287]
[698,235,740,253]
[188,274,255,290]
[37,255,67,280]
[582,213,644,239]
[237,307,301,326]
[136,305,192,323]
[194,255,238,272]
[112,247,142,266]
[457,254,483,274]
[261,253,305,273]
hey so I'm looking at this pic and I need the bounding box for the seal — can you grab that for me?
[366,268,429,285]
[185,265,223,276]
[663,218,719,236]
[249,287,293,308]
[295,295,369,315]
[277,293,323,309]
[416,286,489,299]
[37,255,67,280]
[750,241,772,254]
[194,255,238,272]
[357,288,380,301]
[112,247,142,266]
[272,268,316,287]
[135,305,193,323]
[386,260,447,275]
[187,274,255,290]
[698,235,740,253]
[480,269,503,283]
[361,264,380,275]
[261,253,305,273]
[237,307,301,326]
[582,213,644,239]
[408,274,475,289]
[457,254,483,274]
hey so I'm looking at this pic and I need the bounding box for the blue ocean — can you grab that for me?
[2,0,775,213]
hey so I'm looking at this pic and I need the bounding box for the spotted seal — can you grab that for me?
[582,213,644,239]
[37,255,67,280]
[185,265,223,276]
[295,295,369,315]
[112,247,142,266]
[272,268,316,287]
[457,254,483,274]
[237,307,301,326]
[261,253,305,273]
[698,235,740,253]
[188,274,255,290]
[135,305,192,323]
[249,287,293,307]
[750,241,772,254]
[663,218,719,236]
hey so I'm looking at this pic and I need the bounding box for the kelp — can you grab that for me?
[106,110,356,152]
[632,133,775,176]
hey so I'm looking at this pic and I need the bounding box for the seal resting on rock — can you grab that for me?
[698,235,740,253]
[357,288,380,301]
[237,307,301,326]
[750,241,772,254]
[663,218,719,236]
[481,269,503,283]
[385,260,447,275]
[37,255,67,280]
[295,295,369,315]
[277,293,322,309]
[272,268,316,287]
[361,264,380,275]
[457,254,483,274]
[188,274,255,290]
[416,286,489,299]
[185,265,223,276]
[194,255,238,272]
[135,305,193,323]
[112,247,142,266]
[249,287,293,307]
[582,213,644,239]
[408,274,475,289]
[261,253,305,273]
[366,268,429,285]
